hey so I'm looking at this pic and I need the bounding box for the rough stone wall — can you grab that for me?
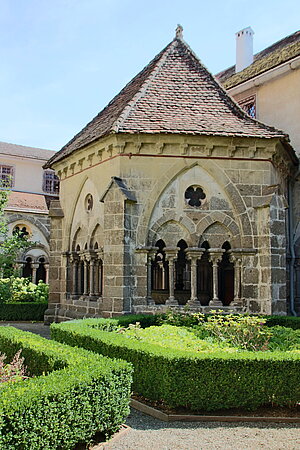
[44,201,64,324]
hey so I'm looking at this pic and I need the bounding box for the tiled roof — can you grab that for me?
[0,141,56,161]
[216,30,300,89]
[47,37,289,168]
[5,191,48,213]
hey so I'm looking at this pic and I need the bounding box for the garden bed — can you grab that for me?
[0,302,48,321]
[51,316,300,414]
[0,326,133,449]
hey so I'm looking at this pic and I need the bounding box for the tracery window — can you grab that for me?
[185,186,206,207]
[13,225,30,238]
[238,95,256,118]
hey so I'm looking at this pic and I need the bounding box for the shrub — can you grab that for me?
[51,318,300,412]
[0,302,48,321]
[0,277,48,304]
[0,326,132,449]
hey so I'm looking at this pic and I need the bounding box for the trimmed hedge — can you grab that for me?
[0,326,132,449]
[0,302,48,321]
[51,318,300,412]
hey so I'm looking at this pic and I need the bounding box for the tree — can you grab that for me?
[0,184,30,277]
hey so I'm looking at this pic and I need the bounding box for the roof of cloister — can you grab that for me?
[46,28,290,168]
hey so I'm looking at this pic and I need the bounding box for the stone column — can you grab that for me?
[31,262,39,284]
[89,258,95,296]
[208,249,225,307]
[83,257,89,296]
[70,255,78,295]
[94,259,100,296]
[44,263,49,284]
[230,252,242,306]
[146,249,157,305]
[185,248,204,307]
[165,248,179,306]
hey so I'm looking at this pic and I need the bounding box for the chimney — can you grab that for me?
[235,27,254,73]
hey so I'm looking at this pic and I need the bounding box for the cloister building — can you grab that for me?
[44,27,298,322]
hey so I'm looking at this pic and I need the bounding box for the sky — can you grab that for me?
[0,0,299,151]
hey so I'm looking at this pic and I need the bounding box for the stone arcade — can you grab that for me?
[44,27,298,322]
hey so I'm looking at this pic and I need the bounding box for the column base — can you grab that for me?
[209,299,223,307]
[187,298,201,307]
[165,297,179,306]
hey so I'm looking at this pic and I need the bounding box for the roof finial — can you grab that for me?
[175,24,183,40]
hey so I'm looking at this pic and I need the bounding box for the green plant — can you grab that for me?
[0,349,27,384]
[0,326,133,449]
[196,312,272,351]
[51,318,300,412]
[0,303,48,321]
[0,277,48,303]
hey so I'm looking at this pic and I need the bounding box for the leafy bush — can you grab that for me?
[0,277,48,303]
[0,326,133,449]
[51,318,300,412]
[0,349,27,384]
[195,313,272,351]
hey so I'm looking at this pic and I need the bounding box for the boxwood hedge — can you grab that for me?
[51,318,300,412]
[0,302,48,321]
[0,326,133,450]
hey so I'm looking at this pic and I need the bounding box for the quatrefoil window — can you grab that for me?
[185,186,206,208]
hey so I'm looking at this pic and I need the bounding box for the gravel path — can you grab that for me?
[104,408,300,450]
[0,322,51,339]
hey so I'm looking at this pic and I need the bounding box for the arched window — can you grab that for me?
[197,241,212,305]
[23,257,32,280]
[36,257,47,283]
[152,240,168,291]
[175,240,189,291]
[218,242,234,305]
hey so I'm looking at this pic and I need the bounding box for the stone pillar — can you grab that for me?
[70,255,78,295]
[230,252,242,306]
[165,248,179,306]
[185,248,204,307]
[78,259,83,295]
[83,258,89,296]
[209,249,225,307]
[146,249,157,305]
[94,259,100,296]
[31,262,39,284]
[44,263,49,284]
[89,258,95,296]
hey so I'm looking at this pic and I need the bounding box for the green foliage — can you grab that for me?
[195,312,272,351]
[51,318,300,412]
[0,326,132,449]
[0,184,31,277]
[0,303,47,321]
[0,277,48,304]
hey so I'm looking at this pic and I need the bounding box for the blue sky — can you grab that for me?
[0,0,299,151]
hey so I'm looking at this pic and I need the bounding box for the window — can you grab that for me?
[238,95,256,118]
[185,186,206,208]
[43,170,59,194]
[0,165,14,187]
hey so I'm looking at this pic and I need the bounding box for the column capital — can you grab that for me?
[208,249,225,263]
[165,247,179,261]
[185,248,204,262]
